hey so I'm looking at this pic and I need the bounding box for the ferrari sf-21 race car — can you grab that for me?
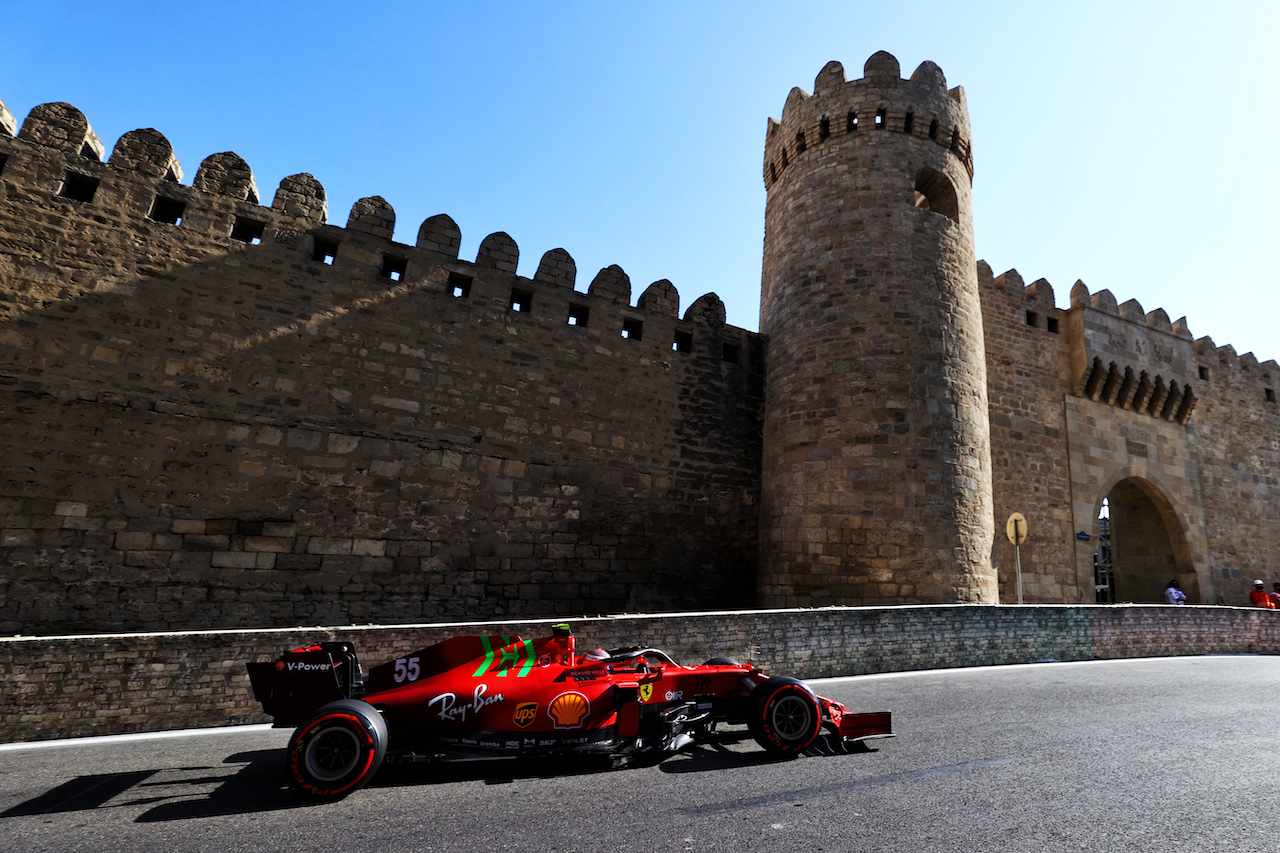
[246,624,893,798]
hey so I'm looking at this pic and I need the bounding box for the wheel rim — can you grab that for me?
[770,693,814,742]
[304,725,363,782]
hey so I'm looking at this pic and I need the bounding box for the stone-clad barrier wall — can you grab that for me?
[4,604,1278,743]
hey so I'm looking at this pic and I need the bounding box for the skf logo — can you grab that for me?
[513,702,538,728]
[639,684,653,703]
[548,692,590,729]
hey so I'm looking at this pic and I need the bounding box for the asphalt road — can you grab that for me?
[3,655,1278,853]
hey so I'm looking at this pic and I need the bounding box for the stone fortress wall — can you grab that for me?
[1,52,1277,635]
[0,101,763,633]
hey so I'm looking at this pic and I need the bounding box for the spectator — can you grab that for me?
[1270,583,1280,609]
[1165,579,1186,605]
[1249,580,1275,609]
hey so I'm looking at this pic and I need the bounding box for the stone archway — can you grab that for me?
[1101,477,1199,604]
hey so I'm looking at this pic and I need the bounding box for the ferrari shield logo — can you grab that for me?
[639,683,653,703]
[513,702,537,728]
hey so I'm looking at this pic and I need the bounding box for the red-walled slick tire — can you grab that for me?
[287,699,388,799]
[748,676,823,755]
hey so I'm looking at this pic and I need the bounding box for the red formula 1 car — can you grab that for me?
[247,624,893,798]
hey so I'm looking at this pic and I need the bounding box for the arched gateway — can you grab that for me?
[1095,478,1199,604]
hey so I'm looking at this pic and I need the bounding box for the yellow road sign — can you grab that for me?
[1006,512,1028,546]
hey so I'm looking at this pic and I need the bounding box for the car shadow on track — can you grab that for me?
[0,736,878,824]
[0,748,307,823]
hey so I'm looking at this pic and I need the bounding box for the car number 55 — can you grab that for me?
[394,656,421,683]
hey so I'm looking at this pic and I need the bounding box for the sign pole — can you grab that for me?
[1005,512,1028,606]
[1015,541,1023,605]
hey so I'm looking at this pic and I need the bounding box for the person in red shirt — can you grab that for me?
[1249,580,1275,609]
[1270,583,1280,609]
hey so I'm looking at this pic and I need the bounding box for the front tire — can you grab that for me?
[288,699,388,799]
[748,676,822,755]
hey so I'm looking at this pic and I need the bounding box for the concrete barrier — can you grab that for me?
[4,604,1278,743]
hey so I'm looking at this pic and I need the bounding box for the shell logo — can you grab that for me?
[548,692,590,729]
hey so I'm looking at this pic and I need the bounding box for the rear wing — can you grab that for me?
[246,641,363,724]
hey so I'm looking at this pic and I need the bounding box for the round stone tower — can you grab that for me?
[758,51,997,605]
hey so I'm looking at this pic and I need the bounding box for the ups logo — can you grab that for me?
[513,702,538,728]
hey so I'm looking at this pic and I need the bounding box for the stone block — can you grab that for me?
[114,532,152,551]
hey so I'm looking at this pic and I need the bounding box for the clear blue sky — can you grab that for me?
[5,1,1277,360]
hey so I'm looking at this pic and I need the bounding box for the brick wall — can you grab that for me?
[1191,344,1280,603]
[0,99,764,634]
[978,264,1076,601]
[4,605,1278,743]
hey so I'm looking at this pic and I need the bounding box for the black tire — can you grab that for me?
[287,699,388,799]
[748,676,822,755]
[704,656,740,666]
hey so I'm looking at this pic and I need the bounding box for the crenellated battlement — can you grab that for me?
[977,263,1064,337]
[0,95,755,373]
[1066,278,1275,399]
[762,51,973,191]
[974,261,1277,419]
[1068,279,1199,423]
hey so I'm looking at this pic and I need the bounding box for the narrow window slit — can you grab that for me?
[230,217,265,244]
[149,195,186,225]
[509,287,533,313]
[567,304,589,326]
[58,172,99,203]
[621,318,643,340]
[380,255,408,282]
[673,330,692,353]
[448,271,472,298]
[311,236,339,265]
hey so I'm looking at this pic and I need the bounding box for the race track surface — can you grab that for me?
[2,655,1276,852]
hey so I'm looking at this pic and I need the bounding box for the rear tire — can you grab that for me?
[748,676,822,755]
[288,699,388,799]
